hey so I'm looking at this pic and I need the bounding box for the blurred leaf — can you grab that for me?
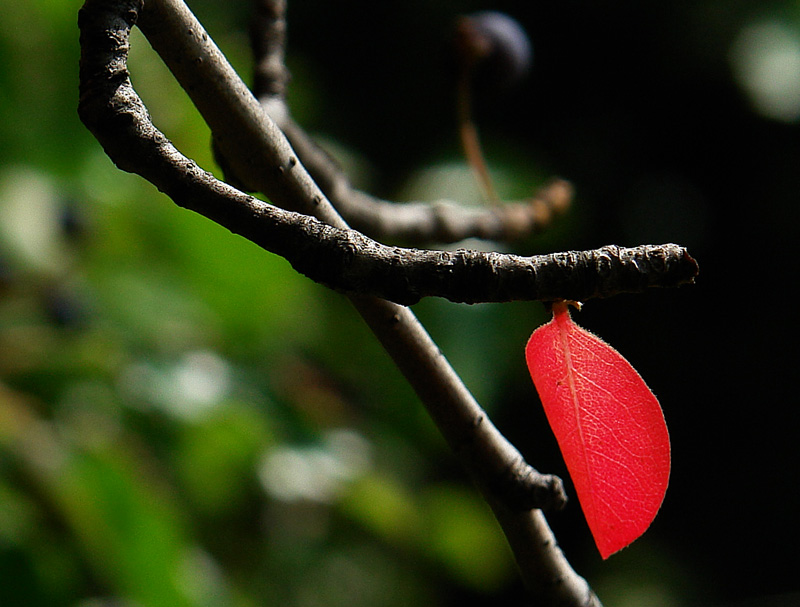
[174,402,273,516]
[339,474,423,548]
[53,448,197,607]
[421,484,514,592]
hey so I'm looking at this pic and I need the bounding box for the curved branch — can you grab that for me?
[77,7,586,596]
[271,115,574,244]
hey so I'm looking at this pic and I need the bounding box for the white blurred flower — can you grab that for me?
[258,429,372,504]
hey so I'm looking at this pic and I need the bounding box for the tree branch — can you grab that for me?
[241,0,575,245]
[79,0,697,306]
[263,113,576,244]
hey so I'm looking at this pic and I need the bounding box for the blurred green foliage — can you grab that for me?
[2,0,800,606]
[0,2,529,605]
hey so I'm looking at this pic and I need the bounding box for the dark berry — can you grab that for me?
[456,11,532,92]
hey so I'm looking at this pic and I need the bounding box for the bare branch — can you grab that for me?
[272,114,575,244]
[80,62,696,306]
[80,0,697,307]
[245,0,573,245]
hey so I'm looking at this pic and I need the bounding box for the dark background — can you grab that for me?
[0,0,797,605]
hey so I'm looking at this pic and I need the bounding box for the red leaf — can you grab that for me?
[525,302,670,559]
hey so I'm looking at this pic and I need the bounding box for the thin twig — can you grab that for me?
[455,34,500,205]
[267,115,577,244]
[245,0,570,244]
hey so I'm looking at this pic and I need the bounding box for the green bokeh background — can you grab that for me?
[1,1,799,606]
